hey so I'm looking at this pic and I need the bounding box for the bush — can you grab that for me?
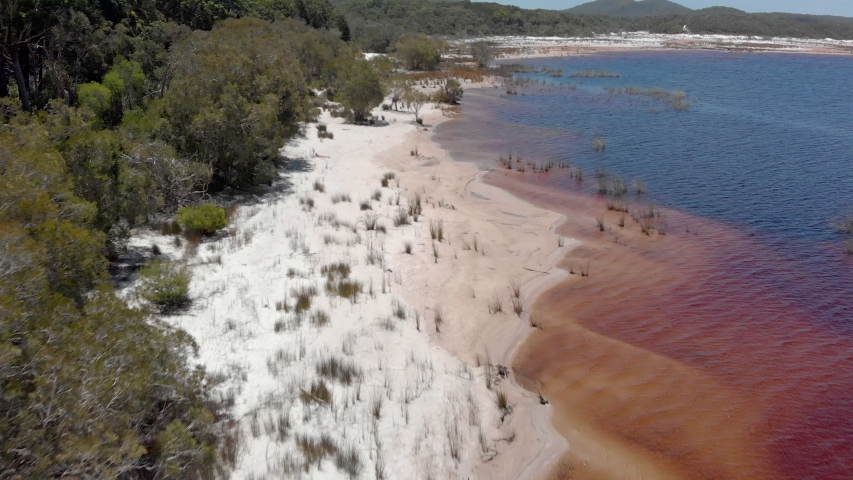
[138,260,191,312]
[394,36,443,71]
[176,204,227,235]
[434,79,463,105]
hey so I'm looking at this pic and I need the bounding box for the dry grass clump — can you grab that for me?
[429,219,444,242]
[595,216,605,232]
[509,279,521,299]
[296,433,338,469]
[371,189,382,201]
[393,208,410,227]
[380,172,396,188]
[487,291,503,314]
[610,176,628,196]
[335,444,362,479]
[292,285,318,313]
[299,196,315,211]
[392,298,407,319]
[408,193,423,221]
[359,199,371,211]
[528,310,543,329]
[495,388,509,414]
[511,296,523,316]
[403,241,413,254]
[592,137,606,152]
[326,277,363,300]
[634,179,647,194]
[607,196,629,213]
[362,212,380,231]
[331,192,351,203]
[321,261,351,280]
[313,179,325,192]
[433,305,443,333]
[310,309,330,327]
[316,355,362,385]
[300,379,331,404]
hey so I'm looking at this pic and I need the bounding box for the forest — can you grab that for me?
[0,0,379,478]
[337,0,853,51]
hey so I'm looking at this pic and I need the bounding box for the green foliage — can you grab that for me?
[156,0,244,30]
[336,58,385,121]
[394,36,443,71]
[434,79,463,105]
[566,0,692,17]
[176,204,227,234]
[339,0,853,44]
[138,260,192,311]
[165,18,312,188]
[77,82,113,117]
[0,117,215,478]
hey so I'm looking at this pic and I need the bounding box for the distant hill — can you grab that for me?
[566,0,693,17]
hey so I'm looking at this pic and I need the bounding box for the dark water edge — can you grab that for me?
[434,51,853,479]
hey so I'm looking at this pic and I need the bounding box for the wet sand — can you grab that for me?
[485,168,853,479]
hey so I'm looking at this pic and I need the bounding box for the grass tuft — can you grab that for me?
[487,291,503,314]
[316,355,362,385]
[393,208,410,227]
[429,219,444,242]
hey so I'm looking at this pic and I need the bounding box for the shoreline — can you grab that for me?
[125,93,579,478]
[456,34,853,59]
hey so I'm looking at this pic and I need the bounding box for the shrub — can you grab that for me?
[176,204,227,235]
[138,260,191,312]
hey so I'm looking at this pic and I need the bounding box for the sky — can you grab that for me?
[482,0,853,17]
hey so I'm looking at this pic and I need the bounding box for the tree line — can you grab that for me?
[335,0,853,52]
[0,0,389,478]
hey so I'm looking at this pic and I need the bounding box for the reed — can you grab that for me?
[610,176,628,196]
[313,179,325,192]
[592,137,606,152]
[596,216,605,231]
[634,179,647,194]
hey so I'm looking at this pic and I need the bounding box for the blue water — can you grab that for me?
[444,51,853,244]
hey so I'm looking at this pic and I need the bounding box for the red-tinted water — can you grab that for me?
[485,169,853,479]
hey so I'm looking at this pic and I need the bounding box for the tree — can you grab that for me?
[394,36,443,71]
[386,76,410,111]
[435,78,463,105]
[471,41,493,68]
[404,89,428,123]
[164,18,311,188]
[337,58,384,122]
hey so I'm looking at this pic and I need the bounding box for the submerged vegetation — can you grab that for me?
[608,86,691,110]
[571,70,621,78]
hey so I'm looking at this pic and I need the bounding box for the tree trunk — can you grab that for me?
[0,47,8,98]
[9,46,31,111]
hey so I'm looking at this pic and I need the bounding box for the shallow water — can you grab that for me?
[435,51,853,479]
